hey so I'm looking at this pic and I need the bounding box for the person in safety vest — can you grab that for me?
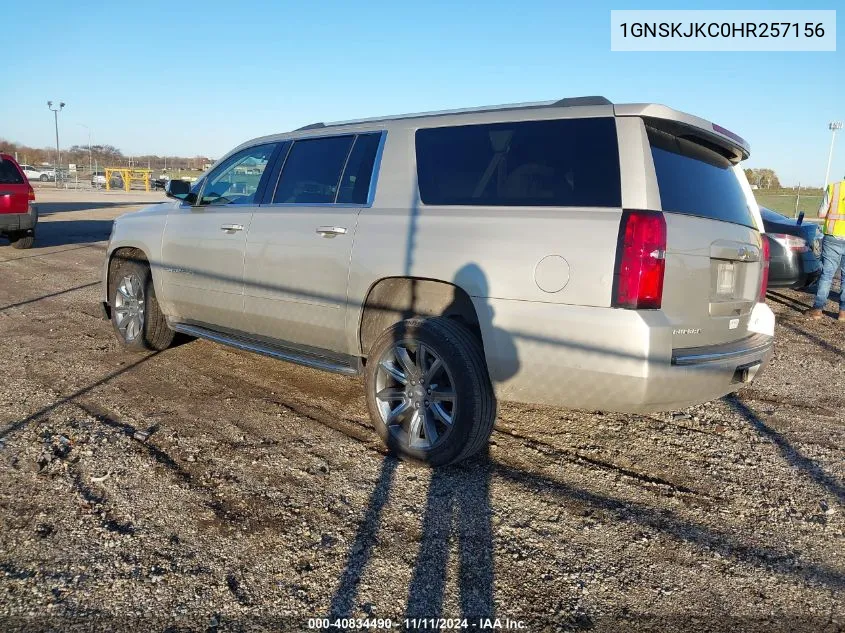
[806,175,845,321]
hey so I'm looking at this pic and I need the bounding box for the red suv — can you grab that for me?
[0,154,37,249]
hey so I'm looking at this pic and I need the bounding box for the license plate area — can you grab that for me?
[716,262,736,296]
[710,258,754,302]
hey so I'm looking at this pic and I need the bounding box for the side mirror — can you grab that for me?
[797,211,805,225]
[165,178,191,200]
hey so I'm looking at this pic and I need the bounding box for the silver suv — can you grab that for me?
[101,96,775,466]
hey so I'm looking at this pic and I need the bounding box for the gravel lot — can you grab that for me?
[0,190,842,632]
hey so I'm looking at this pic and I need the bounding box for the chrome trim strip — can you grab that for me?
[259,202,366,209]
[671,334,773,366]
[171,324,359,375]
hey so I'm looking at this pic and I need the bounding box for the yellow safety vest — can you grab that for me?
[823,180,845,237]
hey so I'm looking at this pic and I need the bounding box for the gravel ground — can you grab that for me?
[0,191,843,632]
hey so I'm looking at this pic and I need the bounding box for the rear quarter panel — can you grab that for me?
[346,124,625,357]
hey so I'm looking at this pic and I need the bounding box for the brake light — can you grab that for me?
[768,233,808,253]
[712,123,748,148]
[612,210,667,310]
[758,235,771,302]
[27,184,35,201]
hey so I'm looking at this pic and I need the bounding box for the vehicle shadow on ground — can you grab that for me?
[36,201,156,216]
[0,281,99,312]
[0,219,114,250]
[405,455,494,621]
[492,457,845,590]
[0,352,159,441]
[327,455,495,624]
[726,395,845,506]
[778,319,845,360]
[765,290,810,313]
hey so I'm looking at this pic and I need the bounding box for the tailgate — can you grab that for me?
[663,214,762,347]
[646,121,763,348]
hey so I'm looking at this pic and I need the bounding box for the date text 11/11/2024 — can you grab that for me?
[308,617,528,630]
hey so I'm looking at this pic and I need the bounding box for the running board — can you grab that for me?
[171,323,359,376]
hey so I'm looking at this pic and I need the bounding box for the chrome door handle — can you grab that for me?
[220,224,244,232]
[316,226,348,237]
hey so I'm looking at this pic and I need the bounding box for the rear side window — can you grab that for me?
[273,136,354,204]
[648,127,754,228]
[0,159,24,184]
[337,133,381,204]
[415,118,621,207]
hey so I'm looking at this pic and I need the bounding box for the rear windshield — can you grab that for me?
[0,159,24,184]
[415,118,621,207]
[648,126,754,228]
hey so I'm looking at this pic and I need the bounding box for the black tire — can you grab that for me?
[39,174,48,182]
[10,232,34,249]
[108,252,175,352]
[365,317,496,467]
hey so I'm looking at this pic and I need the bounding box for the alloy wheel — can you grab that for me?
[113,274,145,342]
[374,339,457,451]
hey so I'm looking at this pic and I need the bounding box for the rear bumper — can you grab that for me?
[479,299,774,413]
[0,205,38,233]
[768,249,821,289]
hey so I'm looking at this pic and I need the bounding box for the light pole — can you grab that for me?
[824,121,843,189]
[78,123,92,175]
[47,101,65,189]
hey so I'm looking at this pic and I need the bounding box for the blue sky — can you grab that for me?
[2,0,843,185]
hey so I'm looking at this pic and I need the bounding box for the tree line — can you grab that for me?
[0,138,212,172]
[744,168,781,189]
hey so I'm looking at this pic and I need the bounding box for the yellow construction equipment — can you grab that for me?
[105,168,152,192]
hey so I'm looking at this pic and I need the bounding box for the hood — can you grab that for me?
[118,200,178,220]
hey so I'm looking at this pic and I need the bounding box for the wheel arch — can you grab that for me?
[357,276,482,359]
[104,245,165,312]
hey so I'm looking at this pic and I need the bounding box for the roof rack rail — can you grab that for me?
[294,122,326,131]
[552,96,612,107]
[310,96,614,129]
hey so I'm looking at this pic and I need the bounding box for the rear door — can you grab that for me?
[243,132,383,352]
[646,123,764,348]
[0,157,30,214]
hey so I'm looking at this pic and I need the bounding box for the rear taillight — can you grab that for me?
[758,235,771,302]
[768,233,808,253]
[27,185,35,201]
[612,210,667,310]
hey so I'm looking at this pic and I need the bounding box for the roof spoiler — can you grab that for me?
[615,103,750,161]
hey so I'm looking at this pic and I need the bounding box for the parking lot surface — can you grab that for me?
[0,190,842,632]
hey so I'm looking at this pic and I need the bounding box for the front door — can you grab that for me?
[160,143,278,330]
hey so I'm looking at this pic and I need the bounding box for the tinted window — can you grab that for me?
[273,136,354,204]
[0,159,24,184]
[337,133,381,204]
[415,118,621,207]
[200,143,277,205]
[649,127,754,228]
